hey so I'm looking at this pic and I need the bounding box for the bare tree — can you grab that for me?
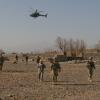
[95,40,100,53]
[79,40,86,58]
[75,39,81,56]
[69,38,76,57]
[56,36,68,56]
[56,37,86,58]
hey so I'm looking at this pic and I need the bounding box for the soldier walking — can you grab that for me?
[86,57,96,82]
[25,55,28,64]
[36,56,41,64]
[0,54,5,71]
[37,60,46,81]
[15,54,18,63]
[51,59,61,82]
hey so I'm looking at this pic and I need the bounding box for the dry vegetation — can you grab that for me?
[0,59,100,100]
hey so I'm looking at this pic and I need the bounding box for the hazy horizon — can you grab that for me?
[0,0,100,53]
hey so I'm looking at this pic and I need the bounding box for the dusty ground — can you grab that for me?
[0,61,100,100]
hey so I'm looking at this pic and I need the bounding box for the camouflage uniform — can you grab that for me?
[25,55,28,64]
[36,56,41,64]
[51,61,61,82]
[0,55,4,71]
[36,56,41,68]
[86,57,95,82]
[15,55,18,63]
[38,61,46,81]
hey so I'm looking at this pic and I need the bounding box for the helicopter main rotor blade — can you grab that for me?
[39,11,44,12]
[30,8,36,12]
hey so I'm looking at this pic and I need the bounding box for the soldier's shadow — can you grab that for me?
[3,70,26,73]
[93,80,100,83]
[44,80,95,86]
[53,83,95,86]
[44,80,73,82]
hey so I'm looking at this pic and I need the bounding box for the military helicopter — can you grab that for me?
[30,9,48,18]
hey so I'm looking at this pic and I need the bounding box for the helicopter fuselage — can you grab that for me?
[30,12,47,18]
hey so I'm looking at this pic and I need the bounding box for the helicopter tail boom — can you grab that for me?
[45,14,48,18]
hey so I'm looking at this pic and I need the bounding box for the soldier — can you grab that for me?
[15,54,18,63]
[13,54,18,64]
[0,54,5,71]
[25,55,28,64]
[36,56,41,64]
[51,59,61,82]
[37,60,46,81]
[86,57,96,82]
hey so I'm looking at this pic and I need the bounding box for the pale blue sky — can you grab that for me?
[0,0,100,52]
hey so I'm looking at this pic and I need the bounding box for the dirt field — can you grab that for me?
[0,61,100,100]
